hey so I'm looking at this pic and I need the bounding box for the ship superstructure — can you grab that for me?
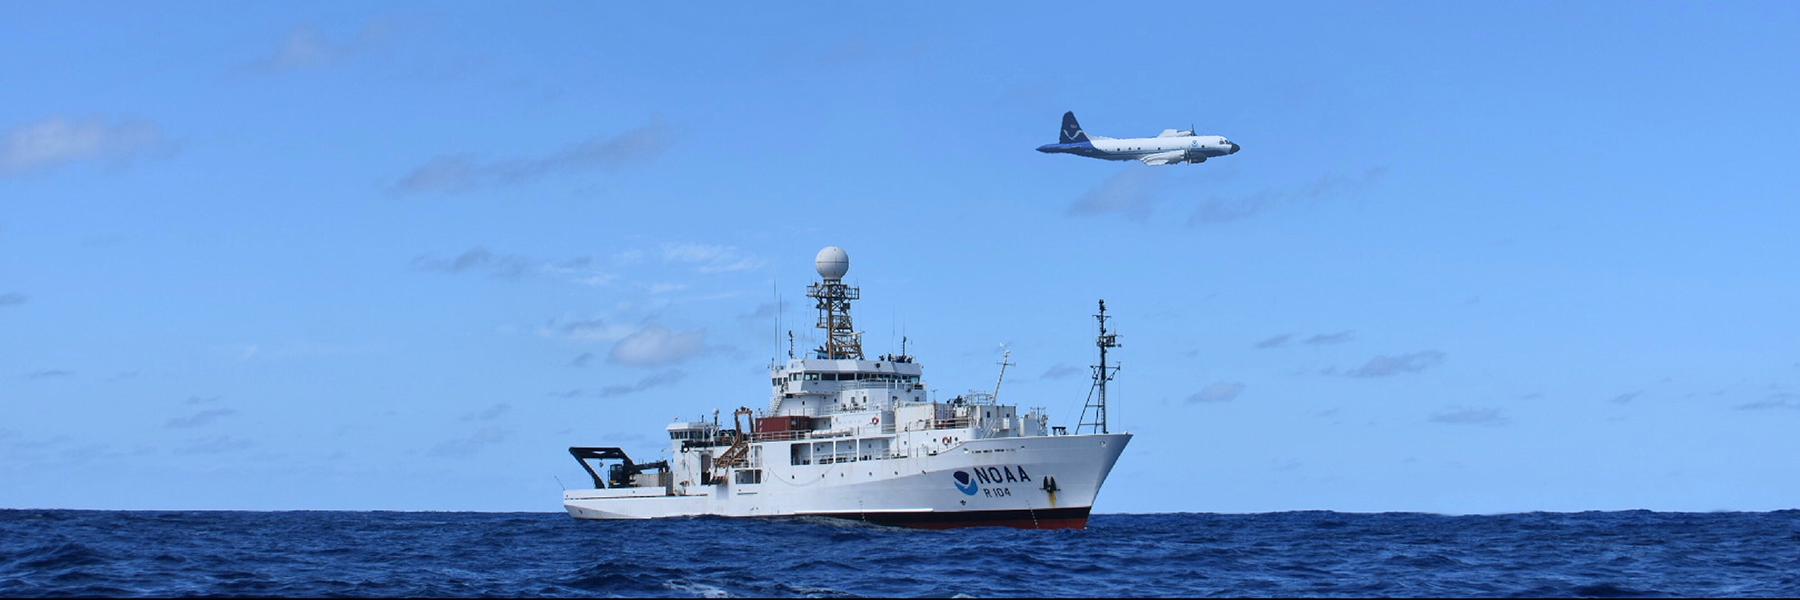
[562,247,1131,529]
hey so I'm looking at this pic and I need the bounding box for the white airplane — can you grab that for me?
[1036,111,1239,165]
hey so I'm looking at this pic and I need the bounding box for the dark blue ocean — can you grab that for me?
[3,510,1798,598]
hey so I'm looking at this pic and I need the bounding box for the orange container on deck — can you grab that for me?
[754,416,814,434]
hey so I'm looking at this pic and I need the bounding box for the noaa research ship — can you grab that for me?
[562,247,1131,529]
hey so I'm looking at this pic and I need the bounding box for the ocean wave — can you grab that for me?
[3,510,1798,597]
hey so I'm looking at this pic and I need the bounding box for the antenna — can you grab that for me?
[1077,299,1121,435]
[787,331,795,359]
[773,278,781,361]
[993,349,1014,401]
[807,247,862,360]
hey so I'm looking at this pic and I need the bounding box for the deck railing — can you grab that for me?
[932,417,971,430]
[747,428,855,443]
[739,414,977,444]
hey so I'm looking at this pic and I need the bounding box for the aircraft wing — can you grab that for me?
[1139,150,1186,166]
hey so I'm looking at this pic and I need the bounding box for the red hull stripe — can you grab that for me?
[802,507,1093,530]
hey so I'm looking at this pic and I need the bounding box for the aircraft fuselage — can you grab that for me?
[1036,111,1240,166]
[1036,135,1238,163]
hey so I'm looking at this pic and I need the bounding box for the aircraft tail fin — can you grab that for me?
[1059,111,1090,144]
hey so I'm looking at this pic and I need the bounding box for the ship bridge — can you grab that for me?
[770,357,926,415]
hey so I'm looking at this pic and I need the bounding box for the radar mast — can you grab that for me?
[1078,300,1120,434]
[807,246,863,360]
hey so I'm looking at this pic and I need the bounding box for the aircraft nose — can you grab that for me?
[1228,142,1240,154]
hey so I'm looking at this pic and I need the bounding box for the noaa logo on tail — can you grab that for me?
[951,470,979,496]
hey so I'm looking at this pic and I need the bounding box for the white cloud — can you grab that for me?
[661,242,734,263]
[1187,381,1246,403]
[427,427,508,457]
[539,317,635,342]
[1429,406,1507,426]
[592,370,688,398]
[60,443,127,463]
[1254,334,1292,349]
[413,248,615,286]
[1,115,172,176]
[413,247,496,273]
[738,302,780,324]
[1189,167,1385,226]
[609,326,708,367]
[1257,330,1356,349]
[459,403,511,421]
[1305,331,1356,345]
[243,22,385,73]
[1734,393,1800,411]
[165,409,236,429]
[174,435,256,455]
[1066,168,1165,222]
[1344,350,1446,377]
[392,120,670,194]
[660,242,764,273]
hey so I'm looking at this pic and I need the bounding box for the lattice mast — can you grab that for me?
[807,246,863,360]
[1078,299,1121,434]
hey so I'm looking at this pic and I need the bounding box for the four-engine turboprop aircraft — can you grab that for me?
[1036,111,1240,165]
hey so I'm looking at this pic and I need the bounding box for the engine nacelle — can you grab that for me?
[1184,149,1208,164]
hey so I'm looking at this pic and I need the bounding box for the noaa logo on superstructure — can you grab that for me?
[952,470,979,496]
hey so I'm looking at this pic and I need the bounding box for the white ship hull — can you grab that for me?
[564,433,1130,529]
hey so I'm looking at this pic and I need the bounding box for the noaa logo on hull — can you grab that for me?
[951,470,979,496]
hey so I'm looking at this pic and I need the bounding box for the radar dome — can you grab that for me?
[815,246,849,279]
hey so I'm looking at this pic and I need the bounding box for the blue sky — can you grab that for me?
[4,2,1798,514]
